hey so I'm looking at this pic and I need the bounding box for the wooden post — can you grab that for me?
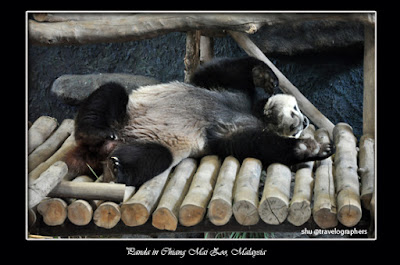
[359,134,375,210]
[179,156,221,227]
[208,156,240,226]
[232,158,262,226]
[199,35,214,64]
[228,31,335,139]
[152,158,198,231]
[184,30,201,83]
[313,128,338,229]
[333,123,362,227]
[363,23,375,138]
[121,167,172,227]
[259,163,291,225]
[287,126,315,226]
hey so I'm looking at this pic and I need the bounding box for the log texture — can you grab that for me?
[28,161,68,208]
[333,123,362,227]
[287,126,315,226]
[232,158,262,226]
[259,163,291,225]
[179,156,221,227]
[313,128,338,228]
[121,168,172,226]
[29,13,373,45]
[48,181,126,201]
[208,156,240,226]
[358,134,375,210]
[152,158,198,231]
[28,116,58,154]
[37,198,68,226]
[363,24,375,137]
[28,119,74,172]
[29,134,77,181]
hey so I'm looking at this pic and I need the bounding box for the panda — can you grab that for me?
[65,56,332,187]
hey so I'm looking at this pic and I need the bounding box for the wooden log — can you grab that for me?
[28,116,58,154]
[363,24,376,138]
[37,198,68,226]
[200,35,214,64]
[179,155,221,227]
[208,156,240,226]
[121,167,172,227]
[67,175,95,226]
[93,182,136,229]
[369,190,375,238]
[312,128,338,229]
[232,158,262,226]
[29,13,373,45]
[29,134,77,181]
[258,163,291,225]
[28,119,74,172]
[333,123,362,227]
[287,126,315,226]
[28,161,68,209]
[358,134,375,210]
[152,158,198,231]
[48,181,126,201]
[184,30,201,83]
[228,31,335,139]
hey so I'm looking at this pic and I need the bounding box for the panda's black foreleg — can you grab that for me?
[107,142,173,187]
[75,82,129,145]
[207,128,333,167]
[190,56,278,95]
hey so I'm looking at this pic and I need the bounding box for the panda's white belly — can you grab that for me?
[121,82,210,163]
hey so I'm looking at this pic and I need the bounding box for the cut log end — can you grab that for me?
[232,200,259,226]
[152,207,178,231]
[93,202,121,229]
[338,204,362,227]
[258,197,288,225]
[208,199,232,226]
[67,200,93,226]
[120,203,149,227]
[37,198,67,226]
[313,208,338,229]
[179,204,206,227]
[287,201,311,226]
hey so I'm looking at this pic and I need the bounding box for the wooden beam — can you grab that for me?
[29,13,373,46]
[363,24,376,138]
[229,30,335,138]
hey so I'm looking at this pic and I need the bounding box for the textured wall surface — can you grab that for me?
[28,32,363,137]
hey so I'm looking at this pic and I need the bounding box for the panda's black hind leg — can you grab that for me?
[107,142,173,187]
[75,82,129,145]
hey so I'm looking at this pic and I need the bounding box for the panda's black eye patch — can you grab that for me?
[294,105,298,111]
[291,111,295,118]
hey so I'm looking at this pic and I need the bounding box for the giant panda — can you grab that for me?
[65,56,332,187]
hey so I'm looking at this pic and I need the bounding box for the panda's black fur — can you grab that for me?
[65,56,332,187]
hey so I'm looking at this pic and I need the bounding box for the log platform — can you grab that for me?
[27,118,373,238]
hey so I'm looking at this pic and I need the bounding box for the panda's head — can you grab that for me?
[263,94,309,138]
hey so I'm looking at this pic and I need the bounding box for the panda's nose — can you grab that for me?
[303,116,310,129]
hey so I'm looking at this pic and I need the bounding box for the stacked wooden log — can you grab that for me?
[28,116,374,232]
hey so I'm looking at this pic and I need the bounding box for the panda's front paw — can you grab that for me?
[318,142,334,159]
[295,138,333,162]
[252,64,279,94]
